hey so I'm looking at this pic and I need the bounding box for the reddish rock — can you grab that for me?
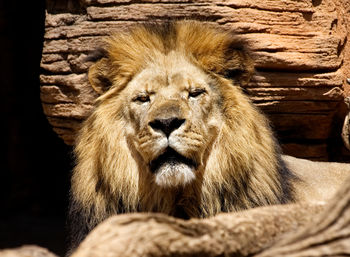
[40,0,350,160]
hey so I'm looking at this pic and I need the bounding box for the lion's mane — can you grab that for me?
[69,20,293,249]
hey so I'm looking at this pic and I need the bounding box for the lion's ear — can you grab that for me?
[88,57,113,95]
[222,48,254,87]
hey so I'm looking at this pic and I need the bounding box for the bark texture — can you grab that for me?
[40,0,350,160]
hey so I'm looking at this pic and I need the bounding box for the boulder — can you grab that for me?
[70,174,350,256]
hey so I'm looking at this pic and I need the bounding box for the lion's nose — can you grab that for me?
[149,117,185,137]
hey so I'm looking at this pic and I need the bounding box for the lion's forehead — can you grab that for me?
[127,54,209,93]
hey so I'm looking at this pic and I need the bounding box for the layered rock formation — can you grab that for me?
[40,0,350,160]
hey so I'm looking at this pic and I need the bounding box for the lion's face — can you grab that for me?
[122,53,222,187]
[83,21,255,189]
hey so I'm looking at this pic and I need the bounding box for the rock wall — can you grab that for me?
[40,0,350,160]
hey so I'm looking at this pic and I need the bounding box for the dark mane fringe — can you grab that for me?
[85,47,108,62]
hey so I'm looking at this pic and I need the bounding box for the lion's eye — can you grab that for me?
[189,89,206,98]
[134,95,150,103]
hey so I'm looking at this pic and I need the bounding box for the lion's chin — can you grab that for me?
[154,163,195,187]
[150,148,196,188]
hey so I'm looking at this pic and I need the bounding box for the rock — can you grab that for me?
[66,174,350,257]
[70,204,324,257]
[0,246,58,257]
[40,0,350,160]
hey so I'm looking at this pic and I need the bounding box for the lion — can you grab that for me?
[68,20,350,250]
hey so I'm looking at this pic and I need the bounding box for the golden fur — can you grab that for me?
[69,20,294,247]
[282,155,350,203]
